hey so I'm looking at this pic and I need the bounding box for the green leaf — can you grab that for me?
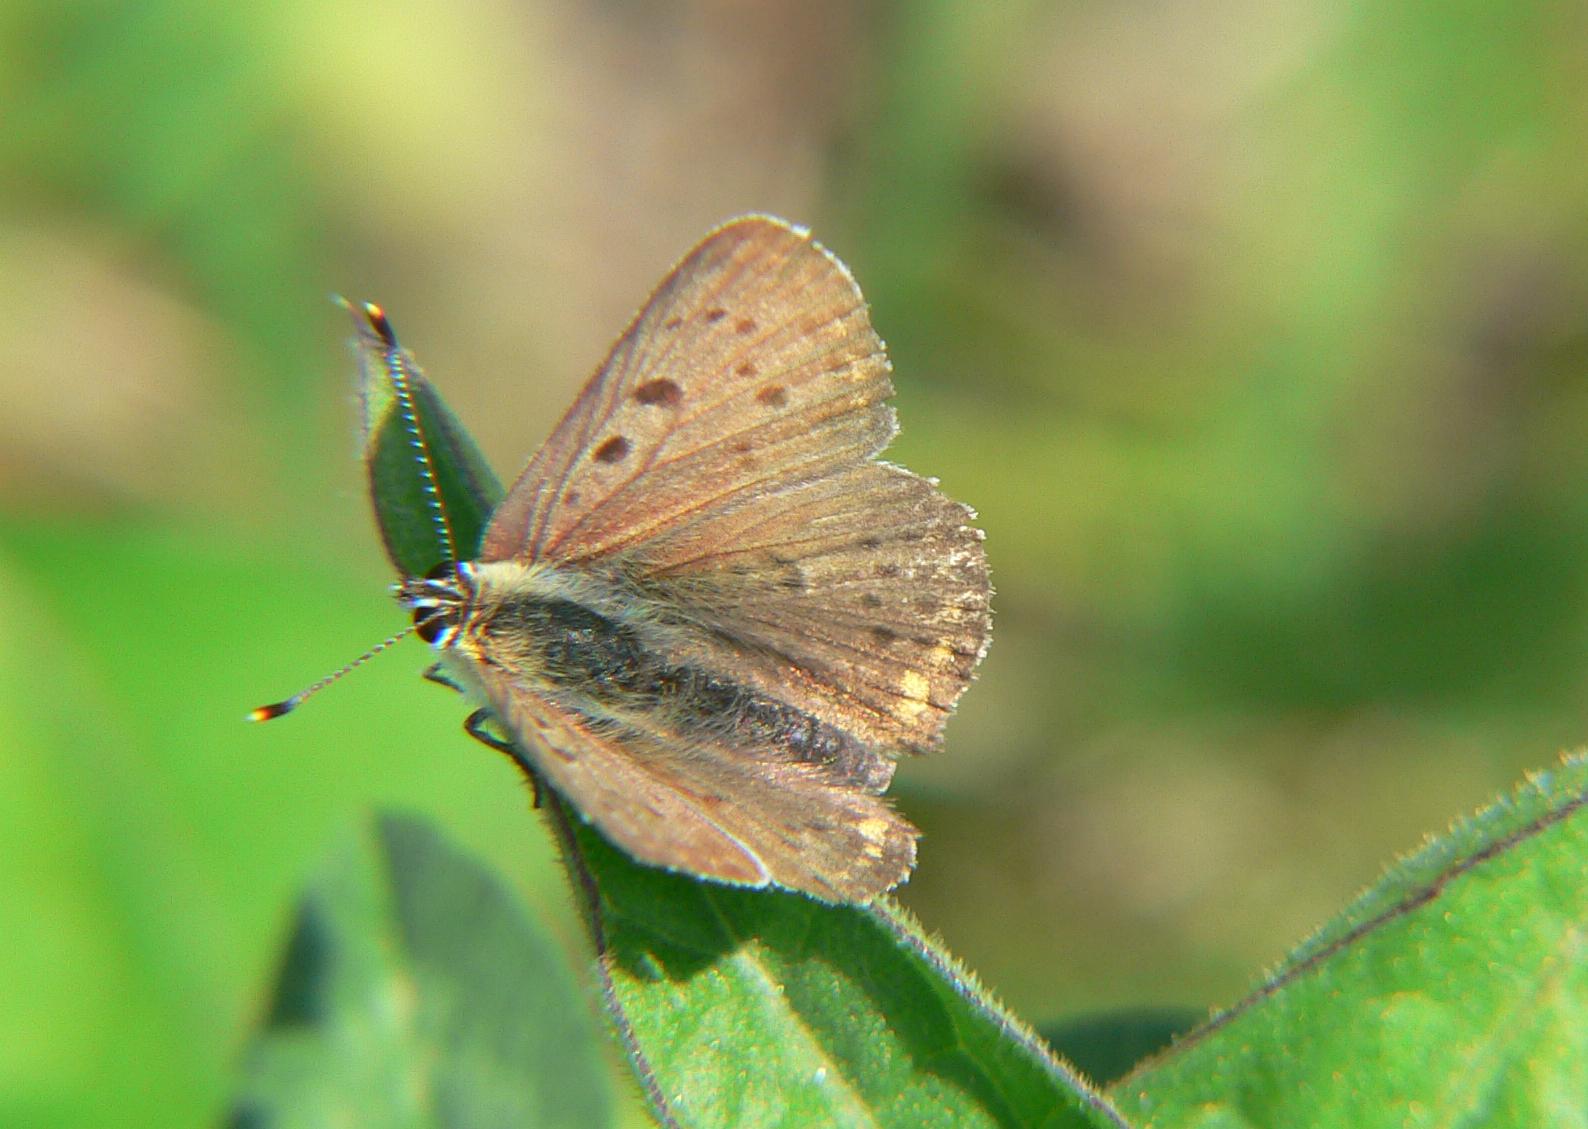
[359,325,1127,1127]
[557,809,1124,1128]
[356,306,503,574]
[1113,754,1588,1127]
[231,812,611,1129]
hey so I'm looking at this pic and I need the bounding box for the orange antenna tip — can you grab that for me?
[249,699,299,723]
[248,626,414,725]
[362,302,395,345]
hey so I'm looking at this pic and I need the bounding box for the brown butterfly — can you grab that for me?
[274,216,991,903]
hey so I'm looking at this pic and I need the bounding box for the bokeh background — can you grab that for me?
[5,3,1588,1124]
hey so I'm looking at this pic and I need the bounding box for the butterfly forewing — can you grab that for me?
[481,216,895,565]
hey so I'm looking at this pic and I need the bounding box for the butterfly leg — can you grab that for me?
[423,663,464,693]
[463,708,544,808]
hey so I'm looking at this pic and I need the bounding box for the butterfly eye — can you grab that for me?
[399,565,467,647]
[413,605,453,645]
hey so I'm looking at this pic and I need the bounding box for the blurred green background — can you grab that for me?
[5,2,1588,1125]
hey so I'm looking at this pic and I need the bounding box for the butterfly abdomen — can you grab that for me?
[461,561,889,792]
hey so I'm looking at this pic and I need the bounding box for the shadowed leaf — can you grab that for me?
[231,812,611,1129]
[357,311,500,575]
[1038,1009,1199,1087]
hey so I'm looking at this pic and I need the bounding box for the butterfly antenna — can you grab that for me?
[249,626,416,722]
[349,298,461,569]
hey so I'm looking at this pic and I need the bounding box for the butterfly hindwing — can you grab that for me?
[630,461,991,753]
[475,667,918,903]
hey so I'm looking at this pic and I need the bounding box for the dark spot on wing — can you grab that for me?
[878,563,901,578]
[634,379,682,406]
[871,626,899,644]
[860,593,883,608]
[756,385,788,408]
[593,436,630,464]
[729,440,753,455]
[564,490,581,507]
[736,362,757,378]
[704,307,727,323]
[735,317,757,335]
[662,316,684,330]
[858,535,883,550]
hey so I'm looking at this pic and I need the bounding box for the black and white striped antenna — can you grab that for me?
[250,298,450,722]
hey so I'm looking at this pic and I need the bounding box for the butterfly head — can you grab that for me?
[396,561,476,648]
